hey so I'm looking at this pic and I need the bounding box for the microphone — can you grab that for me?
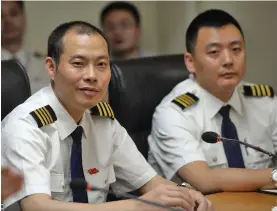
[201,131,277,158]
[70,179,185,211]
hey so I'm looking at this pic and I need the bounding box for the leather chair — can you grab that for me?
[1,59,31,120]
[1,59,31,210]
[109,54,190,160]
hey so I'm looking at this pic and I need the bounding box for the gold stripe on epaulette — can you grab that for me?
[244,84,274,98]
[91,102,114,119]
[172,92,199,110]
[30,105,57,128]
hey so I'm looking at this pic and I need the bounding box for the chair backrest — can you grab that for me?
[109,54,189,159]
[1,59,31,120]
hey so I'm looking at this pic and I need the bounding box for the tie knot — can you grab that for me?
[219,105,231,118]
[71,126,83,144]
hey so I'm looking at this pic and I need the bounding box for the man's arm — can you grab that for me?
[20,194,140,211]
[139,175,213,211]
[20,186,197,211]
[178,161,274,194]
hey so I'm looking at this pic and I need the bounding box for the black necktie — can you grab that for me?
[219,105,245,168]
[70,126,88,202]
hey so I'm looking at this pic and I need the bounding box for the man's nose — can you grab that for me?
[84,65,97,82]
[222,49,234,68]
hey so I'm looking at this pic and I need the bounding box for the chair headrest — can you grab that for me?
[1,59,31,120]
[109,54,189,133]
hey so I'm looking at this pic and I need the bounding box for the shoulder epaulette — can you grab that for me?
[171,92,199,110]
[90,102,114,120]
[243,84,274,98]
[30,105,57,128]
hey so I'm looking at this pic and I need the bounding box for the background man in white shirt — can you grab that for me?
[1,0,49,94]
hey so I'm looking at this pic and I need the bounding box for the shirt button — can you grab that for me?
[212,157,218,163]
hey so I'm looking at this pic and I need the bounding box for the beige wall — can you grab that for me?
[24,1,277,90]
[24,1,159,54]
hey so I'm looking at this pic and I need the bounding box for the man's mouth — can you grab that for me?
[79,87,100,96]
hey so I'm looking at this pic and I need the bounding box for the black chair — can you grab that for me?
[1,59,31,210]
[109,54,190,159]
[1,59,31,120]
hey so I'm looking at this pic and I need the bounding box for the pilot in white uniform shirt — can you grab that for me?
[1,48,50,94]
[2,85,156,209]
[148,76,277,180]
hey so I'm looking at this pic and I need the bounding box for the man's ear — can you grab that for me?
[45,57,57,81]
[184,52,196,75]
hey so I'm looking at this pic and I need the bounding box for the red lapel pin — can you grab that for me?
[88,168,99,175]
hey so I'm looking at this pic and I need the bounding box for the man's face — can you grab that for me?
[1,1,26,44]
[102,10,140,54]
[46,30,111,111]
[185,24,246,95]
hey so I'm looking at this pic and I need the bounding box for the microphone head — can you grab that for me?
[201,131,219,144]
[70,179,88,190]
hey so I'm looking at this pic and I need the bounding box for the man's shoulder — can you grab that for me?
[240,82,275,101]
[152,78,200,121]
[157,78,199,108]
[2,90,49,128]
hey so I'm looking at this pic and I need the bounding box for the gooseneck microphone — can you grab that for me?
[201,131,277,158]
[70,179,185,211]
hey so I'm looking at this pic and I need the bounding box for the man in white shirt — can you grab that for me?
[1,1,49,94]
[148,9,277,194]
[2,20,213,211]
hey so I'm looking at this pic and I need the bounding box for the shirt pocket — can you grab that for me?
[50,173,65,200]
[203,143,228,168]
[85,165,116,203]
[244,137,274,169]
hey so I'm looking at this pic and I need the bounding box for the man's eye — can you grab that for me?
[208,50,218,55]
[72,62,83,67]
[233,47,241,52]
[98,62,107,67]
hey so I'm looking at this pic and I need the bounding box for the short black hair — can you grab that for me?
[47,21,110,64]
[14,1,24,11]
[100,1,140,26]
[186,9,244,54]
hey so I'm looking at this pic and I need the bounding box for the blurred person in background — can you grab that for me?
[1,0,49,94]
[100,1,153,61]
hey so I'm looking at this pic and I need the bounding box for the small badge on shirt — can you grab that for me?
[88,168,99,175]
[171,92,199,110]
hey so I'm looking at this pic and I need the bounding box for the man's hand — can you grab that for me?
[139,183,197,211]
[188,189,214,211]
[1,166,23,200]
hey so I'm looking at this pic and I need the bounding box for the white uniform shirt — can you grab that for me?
[1,48,50,94]
[2,85,156,208]
[148,78,277,180]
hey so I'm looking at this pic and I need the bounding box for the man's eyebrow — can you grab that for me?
[69,55,86,60]
[96,55,109,60]
[205,42,222,49]
[229,40,243,46]
[205,40,243,49]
